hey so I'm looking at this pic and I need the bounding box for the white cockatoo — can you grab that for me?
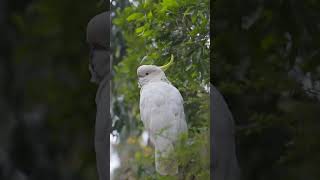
[137,55,188,176]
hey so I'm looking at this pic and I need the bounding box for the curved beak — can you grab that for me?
[160,54,174,72]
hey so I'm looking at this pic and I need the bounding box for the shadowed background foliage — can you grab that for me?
[212,0,320,179]
[0,0,107,179]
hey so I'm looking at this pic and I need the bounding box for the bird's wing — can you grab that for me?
[140,82,187,143]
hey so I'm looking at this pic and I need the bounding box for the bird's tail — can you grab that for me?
[154,138,178,176]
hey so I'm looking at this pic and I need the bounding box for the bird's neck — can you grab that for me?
[139,75,170,88]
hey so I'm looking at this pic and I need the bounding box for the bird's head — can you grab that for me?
[137,55,174,88]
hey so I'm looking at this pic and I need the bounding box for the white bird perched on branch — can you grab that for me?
[137,55,188,176]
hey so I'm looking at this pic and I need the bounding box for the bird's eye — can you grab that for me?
[145,72,149,75]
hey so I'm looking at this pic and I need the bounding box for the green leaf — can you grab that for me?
[147,11,153,19]
[160,0,179,12]
[126,12,144,22]
[135,26,145,34]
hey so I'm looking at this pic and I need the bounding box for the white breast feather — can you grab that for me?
[140,82,187,144]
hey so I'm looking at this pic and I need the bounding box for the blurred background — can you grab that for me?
[213,0,320,179]
[0,0,106,179]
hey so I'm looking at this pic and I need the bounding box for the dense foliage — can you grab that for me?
[111,0,210,179]
[213,1,320,179]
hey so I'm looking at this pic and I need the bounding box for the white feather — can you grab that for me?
[140,82,187,141]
